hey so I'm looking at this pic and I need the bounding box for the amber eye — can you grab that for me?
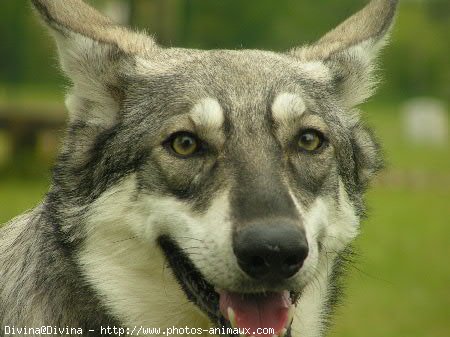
[297,129,324,152]
[170,132,199,157]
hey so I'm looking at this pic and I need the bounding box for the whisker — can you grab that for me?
[111,236,137,244]
[177,236,205,243]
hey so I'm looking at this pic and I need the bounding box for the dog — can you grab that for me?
[0,0,397,336]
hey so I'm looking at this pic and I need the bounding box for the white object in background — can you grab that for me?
[401,97,448,146]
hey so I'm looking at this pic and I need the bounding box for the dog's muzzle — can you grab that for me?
[212,222,308,335]
[158,218,308,337]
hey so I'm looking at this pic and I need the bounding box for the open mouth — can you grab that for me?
[158,236,297,337]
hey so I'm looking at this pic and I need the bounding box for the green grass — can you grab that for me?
[331,186,450,337]
[0,102,449,336]
[0,176,50,223]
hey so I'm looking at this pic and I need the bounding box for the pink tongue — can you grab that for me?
[219,290,291,336]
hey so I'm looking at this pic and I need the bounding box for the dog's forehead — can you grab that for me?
[133,48,331,126]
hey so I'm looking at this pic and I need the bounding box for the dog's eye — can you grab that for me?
[297,129,325,152]
[169,132,201,157]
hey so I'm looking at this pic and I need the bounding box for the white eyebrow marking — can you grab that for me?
[272,92,306,124]
[189,97,224,130]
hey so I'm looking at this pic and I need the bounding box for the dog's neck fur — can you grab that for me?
[0,207,121,332]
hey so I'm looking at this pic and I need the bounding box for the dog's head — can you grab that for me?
[33,0,396,335]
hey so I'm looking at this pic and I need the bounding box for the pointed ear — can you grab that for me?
[31,0,158,124]
[290,0,398,107]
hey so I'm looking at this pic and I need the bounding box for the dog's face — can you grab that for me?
[33,0,396,335]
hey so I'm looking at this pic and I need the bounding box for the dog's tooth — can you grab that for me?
[227,307,237,329]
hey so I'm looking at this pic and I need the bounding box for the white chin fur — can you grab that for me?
[77,175,211,328]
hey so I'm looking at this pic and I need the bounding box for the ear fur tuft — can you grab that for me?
[31,0,158,123]
[291,0,398,107]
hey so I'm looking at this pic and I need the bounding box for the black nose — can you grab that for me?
[233,222,309,281]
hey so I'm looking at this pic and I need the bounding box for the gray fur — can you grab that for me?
[1,1,397,336]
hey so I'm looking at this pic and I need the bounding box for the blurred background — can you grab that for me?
[0,0,448,336]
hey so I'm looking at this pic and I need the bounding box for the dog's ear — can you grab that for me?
[291,0,398,107]
[31,0,158,124]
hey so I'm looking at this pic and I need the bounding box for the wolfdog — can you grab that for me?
[0,0,397,336]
